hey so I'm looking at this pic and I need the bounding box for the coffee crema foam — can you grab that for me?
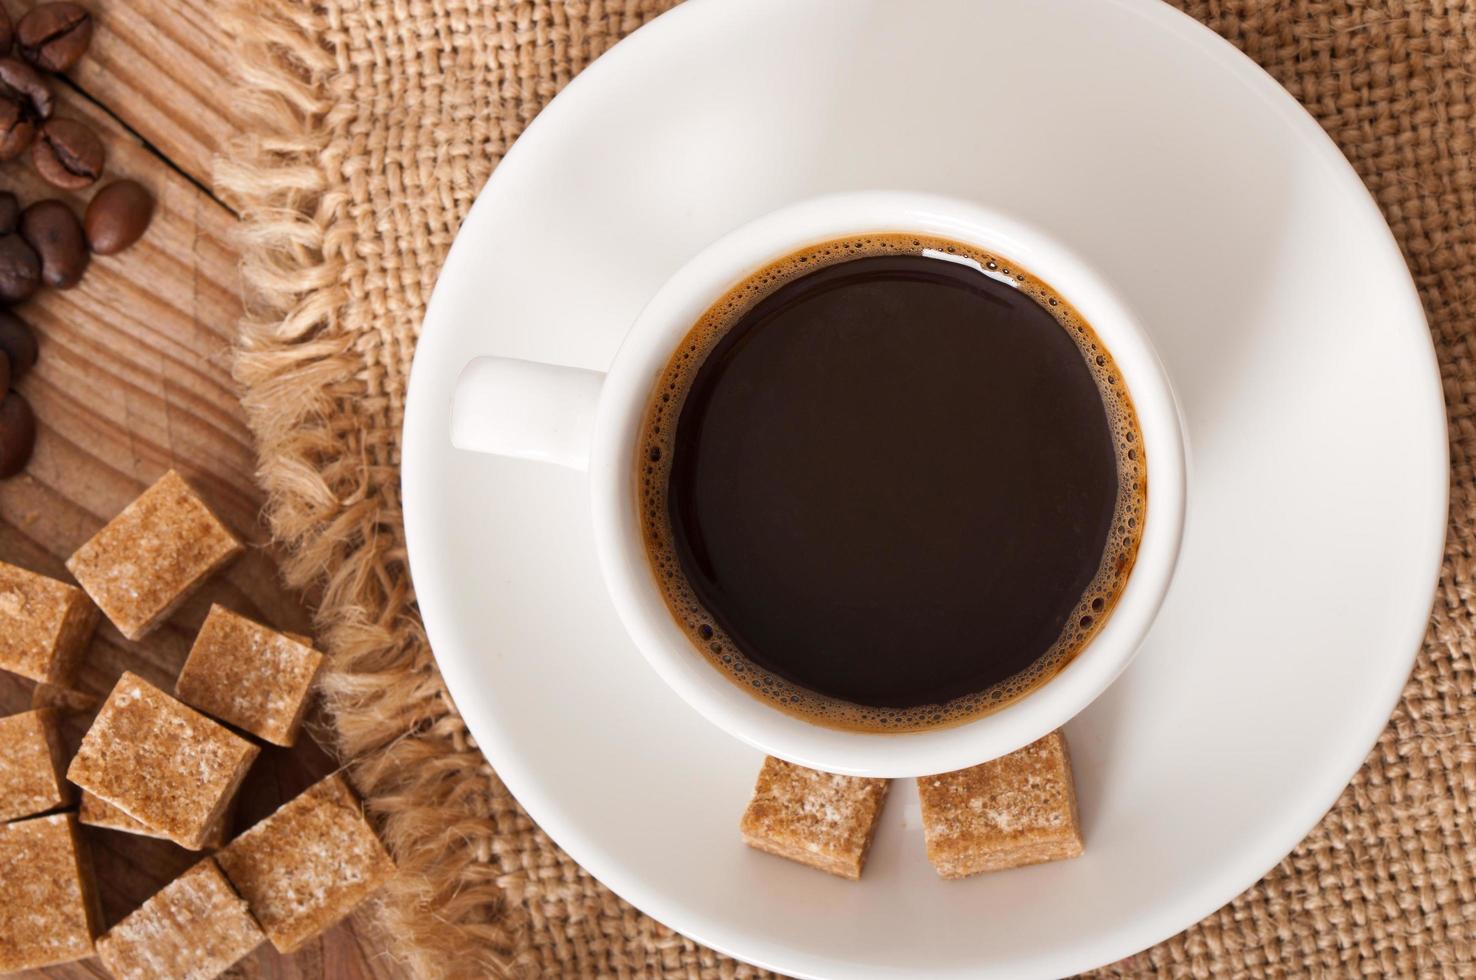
[636,233,1146,733]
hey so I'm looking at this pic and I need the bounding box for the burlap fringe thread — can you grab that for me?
[214,5,519,978]
[215,0,1476,977]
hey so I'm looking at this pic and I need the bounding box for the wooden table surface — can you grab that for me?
[1,2,399,977]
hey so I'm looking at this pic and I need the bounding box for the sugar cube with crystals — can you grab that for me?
[0,559,98,684]
[79,790,233,848]
[0,813,99,971]
[65,470,244,640]
[175,604,324,747]
[739,756,890,879]
[67,672,258,850]
[917,729,1083,879]
[96,857,266,980]
[216,772,395,953]
[0,708,72,822]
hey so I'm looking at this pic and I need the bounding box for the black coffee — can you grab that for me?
[638,234,1144,732]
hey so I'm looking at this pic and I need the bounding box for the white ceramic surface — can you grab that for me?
[402,0,1448,976]
[448,191,1188,778]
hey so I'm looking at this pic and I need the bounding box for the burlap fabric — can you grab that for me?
[215,1,1474,976]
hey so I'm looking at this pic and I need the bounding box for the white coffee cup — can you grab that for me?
[449,191,1186,777]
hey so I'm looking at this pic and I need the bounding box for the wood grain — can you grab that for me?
[0,6,401,978]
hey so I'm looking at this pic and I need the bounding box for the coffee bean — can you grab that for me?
[32,118,102,190]
[85,179,152,255]
[20,199,86,288]
[0,192,18,235]
[0,233,39,302]
[0,389,35,476]
[0,350,9,399]
[0,57,52,120]
[17,4,93,73]
[0,5,12,58]
[0,97,31,160]
[0,310,37,379]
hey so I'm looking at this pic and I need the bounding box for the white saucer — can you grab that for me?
[401,1,1448,976]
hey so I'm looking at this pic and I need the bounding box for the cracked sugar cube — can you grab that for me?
[175,605,324,747]
[917,730,1083,879]
[0,708,72,822]
[79,791,233,849]
[66,470,244,641]
[739,756,890,879]
[216,772,394,954]
[67,672,258,850]
[96,857,266,980]
[0,813,99,971]
[0,559,98,684]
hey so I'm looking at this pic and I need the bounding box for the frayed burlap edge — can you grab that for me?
[213,4,517,977]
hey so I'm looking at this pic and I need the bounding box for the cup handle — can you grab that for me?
[450,357,606,471]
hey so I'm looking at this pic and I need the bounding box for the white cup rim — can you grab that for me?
[589,191,1186,778]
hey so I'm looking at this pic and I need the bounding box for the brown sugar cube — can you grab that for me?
[917,730,1084,879]
[739,756,889,879]
[96,857,266,980]
[65,470,244,640]
[79,791,234,849]
[216,772,394,954]
[0,813,99,970]
[175,605,325,747]
[67,672,259,850]
[0,559,98,684]
[0,709,72,821]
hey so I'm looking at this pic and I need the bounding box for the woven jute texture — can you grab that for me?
[216,1,1474,976]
